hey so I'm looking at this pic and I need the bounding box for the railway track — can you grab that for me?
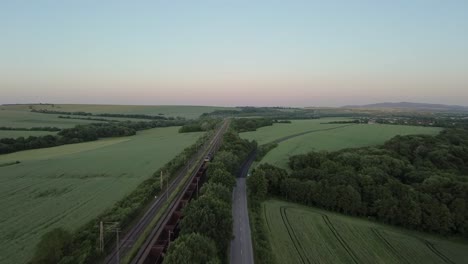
[104,120,229,264]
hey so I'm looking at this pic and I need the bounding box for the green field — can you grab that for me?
[241,119,442,169]
[1,104,234,120]
[240,118,351,145]
[0,109,102,129]
[0,127,203,264]
[264,200,468,264]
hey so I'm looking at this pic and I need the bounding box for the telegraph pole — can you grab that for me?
[116,228,120,264]
[160,171,163,191]
[99,221,104,252]
[166,171,169,201]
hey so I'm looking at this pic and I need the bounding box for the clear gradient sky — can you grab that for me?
[1,0,467,106]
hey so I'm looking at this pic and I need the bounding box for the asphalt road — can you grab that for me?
[230,152,256,264]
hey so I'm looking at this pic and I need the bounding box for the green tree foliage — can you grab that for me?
[259,128,468,237]
[164,233,220,264]
[247,169,268,201]
[200,182,232,204]
[180,190,233,256]
[31,228,72,264]
[231,118,274,132]
[208,168,236,190]
[212,151,239,175]
[179,118,220,133]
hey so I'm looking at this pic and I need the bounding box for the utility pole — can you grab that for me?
[99,221,104,253]
[100,222,120,263]
[166,171,169,201]
[196,177,200,198]
[160,171,163,191]
[116,228,120,264]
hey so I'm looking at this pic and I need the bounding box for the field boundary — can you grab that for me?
[270,124,355,145]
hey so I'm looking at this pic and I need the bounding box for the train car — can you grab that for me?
[204,153,213,162]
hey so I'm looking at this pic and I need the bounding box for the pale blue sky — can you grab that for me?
[1,0,467,106]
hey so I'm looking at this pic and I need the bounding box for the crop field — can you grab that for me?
[263,200,468,264]
[1,104,234,119]
[0,108,159,131]
[240,118,352,145]
[0,109,101,129]
[0,127,203,264]
[241,120,442,169]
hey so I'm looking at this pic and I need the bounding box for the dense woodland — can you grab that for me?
[165,129,255,263]
[0,120,185,155]
[178,118,221,133]
[249,128,468,238]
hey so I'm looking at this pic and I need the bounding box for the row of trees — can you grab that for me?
[201,107,320,120]
[30,132,213,264]
[0,120,186,155]
[250,128,468,237]
[58,115,120,122]
[247,165,273,264]
[231,118,274,132]
[165,129,255,263]
[0,126,61,131]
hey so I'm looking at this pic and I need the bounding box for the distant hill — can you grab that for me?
[342,102,468,112]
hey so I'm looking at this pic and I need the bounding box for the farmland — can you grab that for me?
[241,120,442,169]
[1,104,234,120]
[263,200,468,264]
[0,127,203,264]
[240,118,351,145]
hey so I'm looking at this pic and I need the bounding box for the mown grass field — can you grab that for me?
[241,119,442,169]
[264,200,468,264]
[0,127,202,264]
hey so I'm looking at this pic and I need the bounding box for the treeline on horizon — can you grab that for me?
[249,128,468,239]
[179,117,289,134]
[0,126,61,132]
[0,120,185,155]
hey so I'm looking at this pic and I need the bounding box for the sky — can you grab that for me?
[1,0,467,107]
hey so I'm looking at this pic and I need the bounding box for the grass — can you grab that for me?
[0,127,203,264]
[241,119,442,169]
[263,200,468,264]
